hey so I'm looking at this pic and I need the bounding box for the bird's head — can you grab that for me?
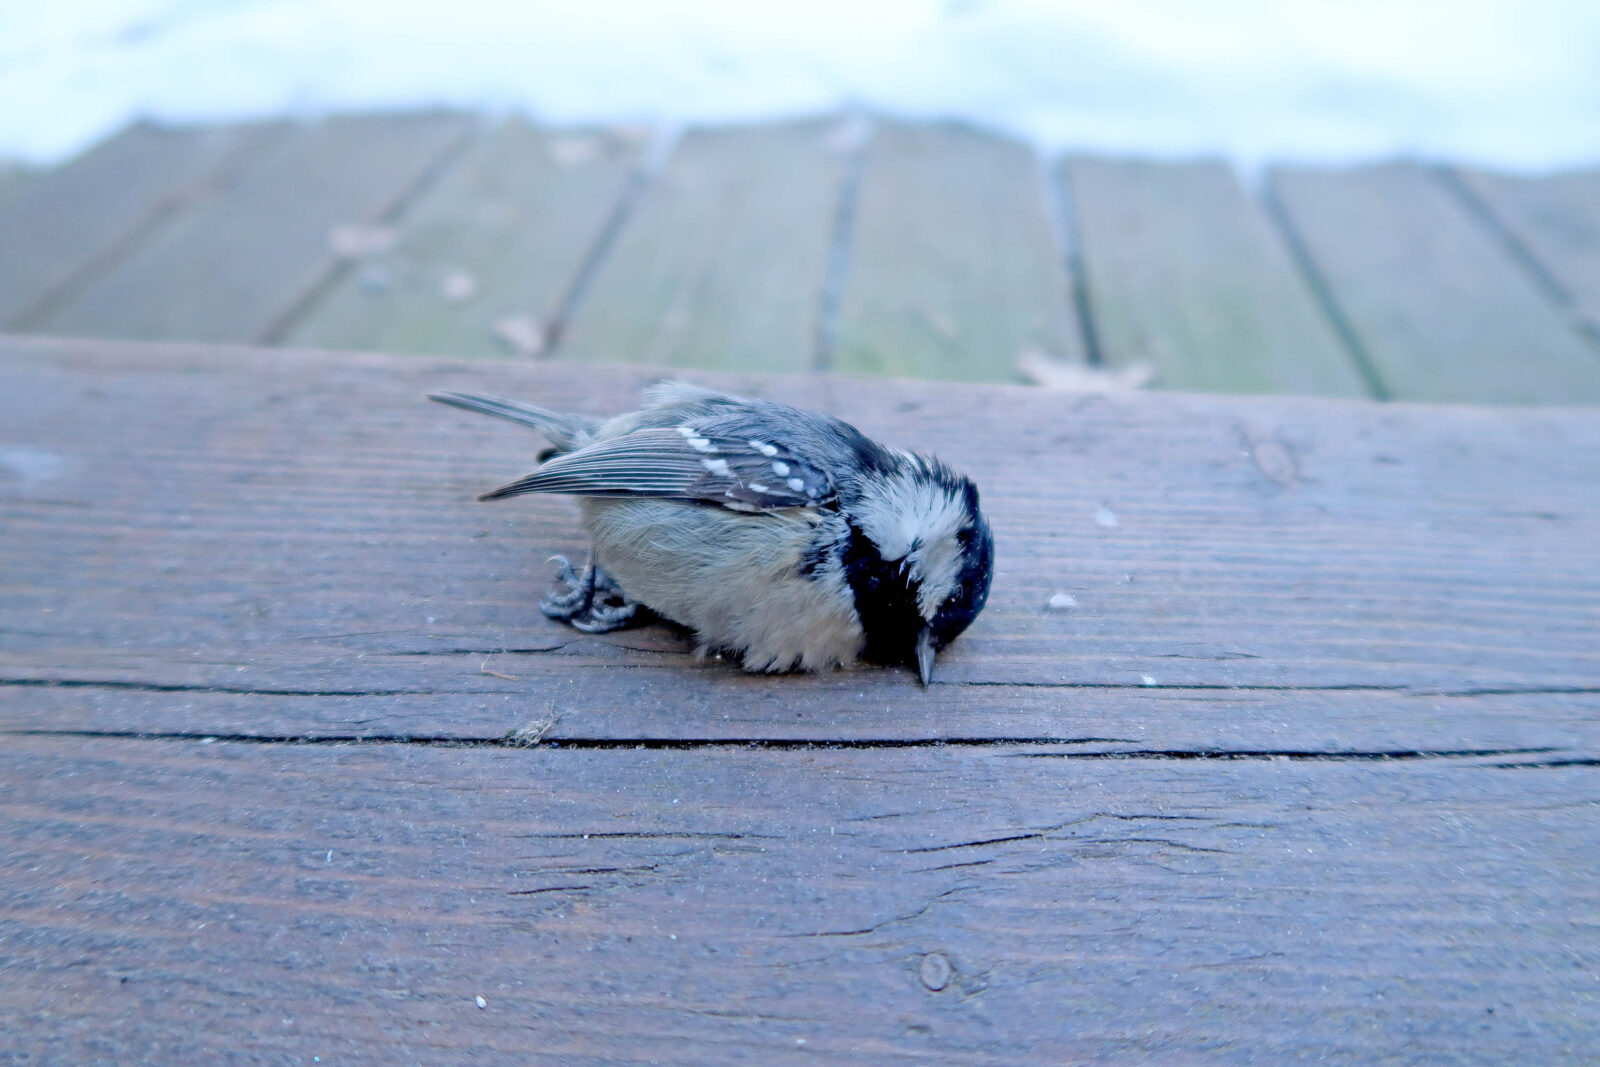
[842,456,994,685]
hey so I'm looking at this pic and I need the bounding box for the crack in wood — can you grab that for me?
[0,678,458,697]
[1488,757,1600,769]
[1004,747,1563,762]
[0,729,1568,764]
[8,674,1595,699]
[797,885,974,939]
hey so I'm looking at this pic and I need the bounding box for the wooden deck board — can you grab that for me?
[288,119,638,357]
[0,162,38,211]
[0,121,270,328]
[3,336,1597,1060]
[1062,157,1370,396]
[5,680,1594,759]
[832,122,1084,380]
[7,114,1600,405]
[34,112,472,344]
[1455,166,1600,335]
[3,333,1597,713]
[1269,163,1600,403]
[560,119,843,372]
[1,735,1594,1063]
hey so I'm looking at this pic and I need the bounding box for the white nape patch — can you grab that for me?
[852,468,972,618]
[687,437,716,453]
[748,482,770,493]
[771,461,790,476]
[676,425,697,436]
[786,477,805,492]
[702,457,731,476]
[750,440,779,457]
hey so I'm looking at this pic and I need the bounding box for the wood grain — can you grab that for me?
[1455,166,1600,335]
[1,735,1594,1063]
[833,122,1083,380]
[1064,157,1368,397]
[34,112,472,344]
[288,118,639,357]
[2,335,1597,747]
[4,337,1597,1061]
[0,121,270,327]
[1269,163,1600,403]
[560,119,844,372]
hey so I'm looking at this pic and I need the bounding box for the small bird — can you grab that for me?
[430,382,993,685]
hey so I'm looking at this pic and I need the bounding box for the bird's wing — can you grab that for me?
[479,423,836,512]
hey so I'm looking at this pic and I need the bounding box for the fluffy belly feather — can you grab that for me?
[582,499,864,672]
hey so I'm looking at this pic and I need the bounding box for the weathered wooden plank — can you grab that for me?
[1454,166,1600,335]
[832,122,1082,381]
[0,121,269,327]
[6,659,1598,758]
[1,735,1594,1063]
[1269,163,1600,403]
[288,119,638,357]
[2,336,1597,751]
[1064,157,1369,396]
[0,162,38,211]
[34,112,472,344]
[560,119,843,372]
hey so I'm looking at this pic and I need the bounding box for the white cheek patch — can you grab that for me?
[912,531,965,617]
[852,471,971,618]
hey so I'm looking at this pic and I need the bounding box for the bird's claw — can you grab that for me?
[540,558,643,633]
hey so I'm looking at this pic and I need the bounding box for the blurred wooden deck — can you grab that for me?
[2,111,1598,400]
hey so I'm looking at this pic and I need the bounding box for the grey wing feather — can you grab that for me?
[480,426,835,511]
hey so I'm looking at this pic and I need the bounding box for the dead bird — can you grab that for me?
[431,382,993,685]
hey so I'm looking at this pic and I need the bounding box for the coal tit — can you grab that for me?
[431,382,993,684]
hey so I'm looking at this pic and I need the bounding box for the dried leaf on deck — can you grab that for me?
[328,223,397,258]
[493,312,547,356]
[1017,346,1154,392]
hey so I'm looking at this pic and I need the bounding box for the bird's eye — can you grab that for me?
[954,527,974,549]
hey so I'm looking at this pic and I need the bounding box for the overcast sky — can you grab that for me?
[3,0,1598,169]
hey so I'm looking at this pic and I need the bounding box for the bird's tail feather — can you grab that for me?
[428,392,595,453]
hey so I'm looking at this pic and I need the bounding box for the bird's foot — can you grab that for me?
[540,556,644,633]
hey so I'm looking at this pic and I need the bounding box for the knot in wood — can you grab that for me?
[918,951,953,992]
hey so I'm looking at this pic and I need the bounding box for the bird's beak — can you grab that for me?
[915,626,936,688]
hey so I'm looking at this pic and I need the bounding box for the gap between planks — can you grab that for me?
[256,119,479,345]
[1257,173,1391,400]
[1434,163,1600,351]
[543,124,682,355]
[1,728,1578,767]
[7,123,286,332]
